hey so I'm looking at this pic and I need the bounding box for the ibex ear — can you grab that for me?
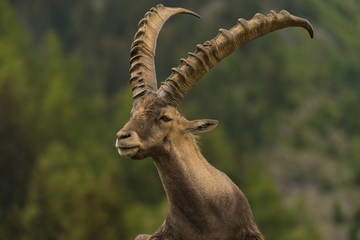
[186,119,219,133]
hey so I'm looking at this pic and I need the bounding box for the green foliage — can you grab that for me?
[38,31,80,142]
[22,141,128,240]
[241,166,322,240]
[348,206,360,240]
[333,200,345,224]
[0,1,37,238]
[1,0,359,239]
[123,199,168,239]
[348,136,360,186]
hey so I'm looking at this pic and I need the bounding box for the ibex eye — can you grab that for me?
[160,115,172,122]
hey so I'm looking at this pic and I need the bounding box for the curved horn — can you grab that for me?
[129,4,200,99]
[158,10,314,106]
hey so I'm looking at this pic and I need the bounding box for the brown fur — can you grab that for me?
[116,94,263,240]
[116,4,313,240]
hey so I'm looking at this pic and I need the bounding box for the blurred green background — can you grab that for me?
[1,0,360,239]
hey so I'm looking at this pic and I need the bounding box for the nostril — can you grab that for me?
[118,133,131,140]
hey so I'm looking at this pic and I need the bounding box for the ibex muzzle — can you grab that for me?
[116,4,313,240]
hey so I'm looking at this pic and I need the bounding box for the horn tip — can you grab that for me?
[307,22,314,39]
[180,8,201,19]
[299,18,314,39]
[279,9,314,39]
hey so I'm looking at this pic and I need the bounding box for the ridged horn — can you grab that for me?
[129,4,200,100]
[158,10,314,106]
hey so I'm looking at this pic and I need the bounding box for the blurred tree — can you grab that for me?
[22,141,129,240]
[332,200,345,224]
[348,206,360,240]
[241,166,322,240]
[0,0,37,238]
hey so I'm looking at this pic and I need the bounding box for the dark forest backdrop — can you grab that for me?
[1,0,360,239]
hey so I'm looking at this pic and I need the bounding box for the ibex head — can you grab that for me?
[116,92,218,159]
[115,4,313,161]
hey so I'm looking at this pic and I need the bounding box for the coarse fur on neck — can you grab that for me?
[151,133,263,240]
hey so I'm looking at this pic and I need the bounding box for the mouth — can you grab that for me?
[116,143,140,157]
[119,145,139,150]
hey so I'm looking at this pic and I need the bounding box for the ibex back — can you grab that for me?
[115,4,313,240]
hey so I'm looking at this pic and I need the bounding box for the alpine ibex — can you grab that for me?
[116,4,313,240]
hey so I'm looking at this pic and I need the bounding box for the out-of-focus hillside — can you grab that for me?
[1,0,359,239]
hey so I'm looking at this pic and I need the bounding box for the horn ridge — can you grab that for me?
[129,4,200,101]
[158,10,314,106]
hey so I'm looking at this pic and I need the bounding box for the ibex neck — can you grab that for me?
[152,134,235,227]
[154,134,214,198]
[151,134,262,239]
